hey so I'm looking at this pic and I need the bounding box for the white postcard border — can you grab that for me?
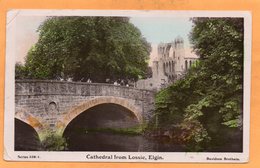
[4,9,252,163]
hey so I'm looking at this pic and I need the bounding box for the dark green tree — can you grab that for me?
[15,63,28,79]
[153,18,244,151]
[19,16,151,82]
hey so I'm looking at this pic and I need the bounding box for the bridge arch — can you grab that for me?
[15,110,43,133]
[15,118,42,150]
[57,96,143,135]
[15,109,44,141]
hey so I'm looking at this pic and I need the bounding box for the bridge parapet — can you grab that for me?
[15,80,155,101]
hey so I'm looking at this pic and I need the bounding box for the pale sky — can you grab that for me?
[130,17,192,46]
[14,15,194,64]
[14,15,46,63]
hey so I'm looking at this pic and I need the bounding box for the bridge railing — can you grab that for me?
[15,80,155,101]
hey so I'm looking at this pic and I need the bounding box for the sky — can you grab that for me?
[130,17,192,46]
[130,17,194,64]
[14,15,46,63]
[13,15,194,64]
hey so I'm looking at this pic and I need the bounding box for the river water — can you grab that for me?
[65,132,185,152]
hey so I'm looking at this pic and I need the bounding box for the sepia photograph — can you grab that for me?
[4,10,251,162]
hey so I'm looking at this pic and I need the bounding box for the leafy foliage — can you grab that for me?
[15,63,28,79]
[17,17,151,82]
[151,18,244,151]
[41,133,67,151]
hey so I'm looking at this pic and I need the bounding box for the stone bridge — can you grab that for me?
[15,80,155,140]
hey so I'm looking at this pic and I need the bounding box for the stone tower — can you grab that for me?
[136,36,198,90]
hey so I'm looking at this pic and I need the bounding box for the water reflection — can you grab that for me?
[65,132,185,152]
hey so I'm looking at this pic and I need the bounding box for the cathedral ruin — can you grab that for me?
[137,37,198,90]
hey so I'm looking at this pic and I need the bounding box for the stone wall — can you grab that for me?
[15,80,155,135]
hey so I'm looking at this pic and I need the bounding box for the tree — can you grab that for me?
[152,18,244,151]
[15,63,28,79]
[20,16,151,82]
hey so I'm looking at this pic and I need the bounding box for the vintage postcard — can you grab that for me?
[4,10,251,162]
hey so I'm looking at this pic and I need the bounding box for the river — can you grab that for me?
[65,132,185,152]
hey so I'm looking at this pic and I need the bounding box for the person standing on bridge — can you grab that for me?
[87,78,92,83]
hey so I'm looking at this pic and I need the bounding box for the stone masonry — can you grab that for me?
[15,80,155,139]
[137,37,198,90]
